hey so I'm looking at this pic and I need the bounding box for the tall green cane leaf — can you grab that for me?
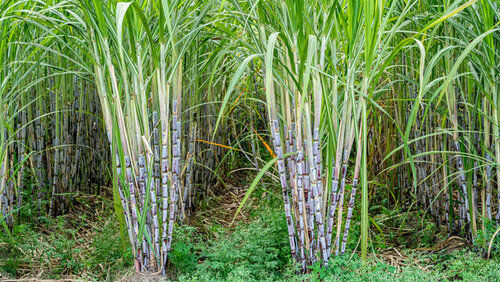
[213,54,260,140]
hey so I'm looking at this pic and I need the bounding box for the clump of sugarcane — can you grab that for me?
[383,1,500,244]
[259,30,369,271]
[0,2,112,227]
[82,0,219,273]
[23,73,110,217]
[248,0,437,269]
[91,31,160,271]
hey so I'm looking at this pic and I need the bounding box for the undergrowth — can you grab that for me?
[177,207,291,281]
[0,196,133,280]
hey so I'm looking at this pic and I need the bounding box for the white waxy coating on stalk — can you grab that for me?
[125,155,142,271]
[271,119,298,260]
[305,103,328,264]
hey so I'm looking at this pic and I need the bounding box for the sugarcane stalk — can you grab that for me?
[0,151,8,225]
[153,112,161,201]
[304,103,327,264]
[340,127,362,255]
[165,57,182,267]
[453,134,473,235]
[157,60,171,271]
[49,136,59,216]
[492,83,500,223]
[124,155,141,271]
[326,118,344,256]
[184,121,196,215]
[271,118,298,260]
[17,109,26,215]
[138,155,149,270]
[303,139,316,264]
[333,147,350,256]
[294,112,308,270]
[151,112,161,266]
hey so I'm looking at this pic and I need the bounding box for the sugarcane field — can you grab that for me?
[0,0,500,280]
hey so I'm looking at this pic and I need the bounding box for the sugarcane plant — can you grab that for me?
[383,0,499,246]
[216,0,376,271]
[78,0,223,273]
[1,0,113,231]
